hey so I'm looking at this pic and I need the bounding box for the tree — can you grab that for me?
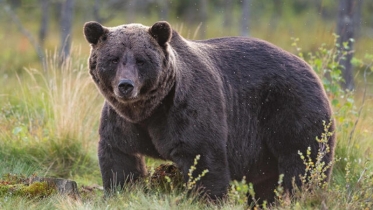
[353,0,363,39]
[59,0,75,61]
[336,0,362,91]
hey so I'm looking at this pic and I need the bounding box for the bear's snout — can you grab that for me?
[117,79,135,97]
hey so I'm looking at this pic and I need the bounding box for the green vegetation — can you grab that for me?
[0,174,55,199]
[1,2,373,209]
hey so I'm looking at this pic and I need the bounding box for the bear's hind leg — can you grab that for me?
[246,155,279,205]
[277,153,306,196]
[248,174,278,206]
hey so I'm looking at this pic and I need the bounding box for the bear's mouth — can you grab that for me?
[114,89,140,102]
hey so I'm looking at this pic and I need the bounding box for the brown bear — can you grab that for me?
[83,21,335,203]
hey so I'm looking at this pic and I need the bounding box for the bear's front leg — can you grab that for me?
[98,103,153,194]
[98,139,146,193]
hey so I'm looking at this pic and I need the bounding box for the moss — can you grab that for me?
[0,185,10,196]
[0,174,56,199]
[19,182,55,198]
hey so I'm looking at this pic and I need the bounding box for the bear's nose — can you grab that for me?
[118,79,134,94]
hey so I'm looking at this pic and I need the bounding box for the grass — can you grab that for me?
[0,48,101,180]
[0,42,371,210]
[1,5,373,209]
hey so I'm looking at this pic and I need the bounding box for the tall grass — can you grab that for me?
[0,48,101,178]
[33,48,101,148]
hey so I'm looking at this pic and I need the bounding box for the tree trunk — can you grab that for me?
[241,0,251,36]
[39,0,49,47]
[353,0,363,39]
[59,0,75,61]
[336,0,359,91]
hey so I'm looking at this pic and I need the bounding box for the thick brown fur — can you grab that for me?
[83,21,336,203]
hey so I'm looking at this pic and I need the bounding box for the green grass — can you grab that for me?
[0,49,100,179]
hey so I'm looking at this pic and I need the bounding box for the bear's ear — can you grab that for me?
[83,21,106,45]
[149,21,172,46]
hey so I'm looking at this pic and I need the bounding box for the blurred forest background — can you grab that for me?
[1,0,373,89]
[1,0,373,209]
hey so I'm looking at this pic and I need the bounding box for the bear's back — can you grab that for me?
[170,35,333,179]
[175,36,328,112]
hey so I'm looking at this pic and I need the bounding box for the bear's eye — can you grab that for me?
[111,58,119,64]
[136,59,145,66]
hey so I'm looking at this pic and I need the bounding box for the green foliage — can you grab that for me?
[283,122,334,208]
[228,177,249,205]
[185,154,209,191]
[299,121,334,190]
[273,174,285,207]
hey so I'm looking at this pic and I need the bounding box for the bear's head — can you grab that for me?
[83,21,176,122]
